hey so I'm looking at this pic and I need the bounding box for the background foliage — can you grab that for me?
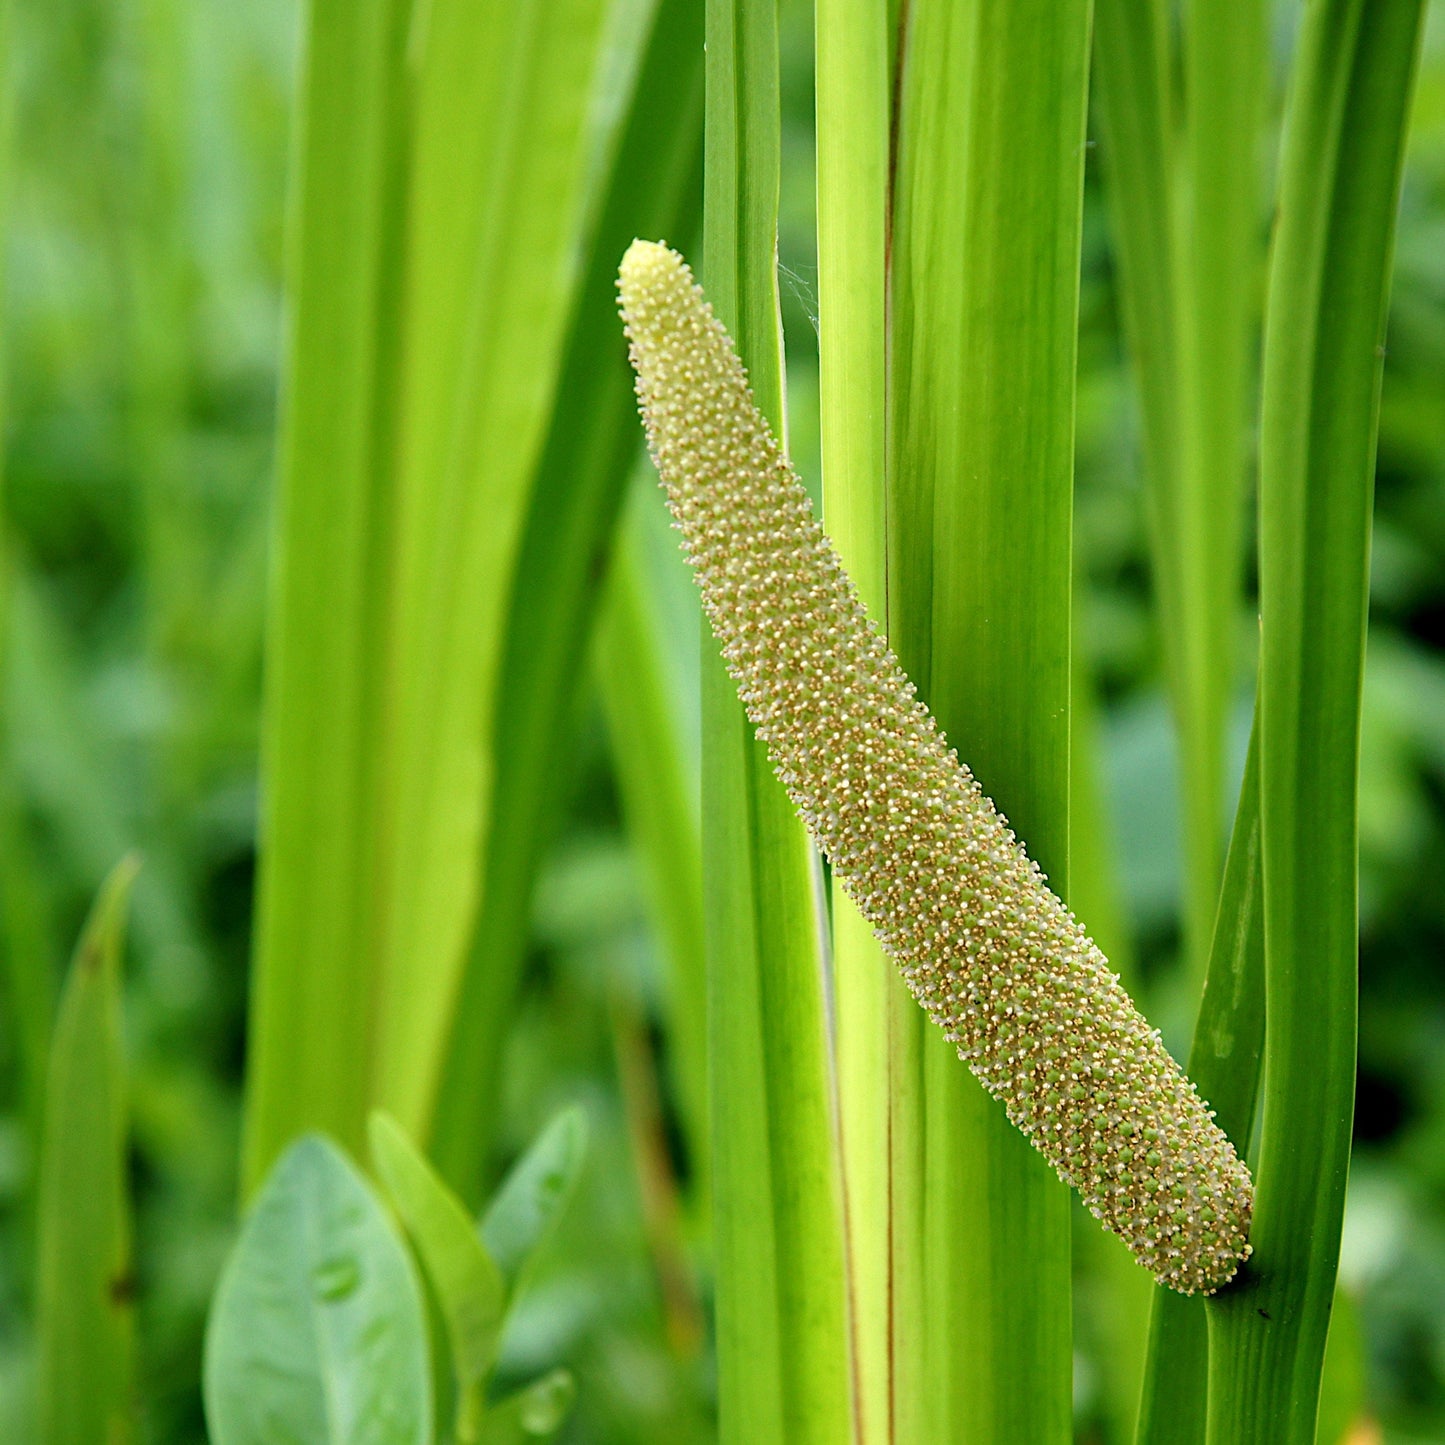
[2,1,1445,1440]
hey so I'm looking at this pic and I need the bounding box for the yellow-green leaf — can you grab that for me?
[369,1112,505,1439]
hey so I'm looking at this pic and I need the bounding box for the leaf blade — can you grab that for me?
[480,1107,588,1297]
[205,1135,433,1445]
[428,0,704,1202]
[701,2,852,1439]
[36,857,140,1445]
[1206,6,1426,1440]
[369,1112,506,1435]
[887,2,1090,1434]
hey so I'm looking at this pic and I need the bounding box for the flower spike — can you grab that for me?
[618,239,1251,1294]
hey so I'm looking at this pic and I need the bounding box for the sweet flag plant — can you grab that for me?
[617,238,1253,1295]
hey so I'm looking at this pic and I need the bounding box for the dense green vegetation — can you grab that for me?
[2,1,1445,1441]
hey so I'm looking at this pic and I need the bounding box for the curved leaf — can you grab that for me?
[370,1112,505,1439]
[205,1134,432,1445]
[36,858,139,1445]
[481,1108,586,1295]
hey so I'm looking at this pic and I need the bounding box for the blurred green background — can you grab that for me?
[1,2,1443,1441]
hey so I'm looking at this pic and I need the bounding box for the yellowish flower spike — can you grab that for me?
[618,238,1253,1295]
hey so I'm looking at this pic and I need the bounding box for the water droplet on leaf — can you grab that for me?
[312,1255,360,1301]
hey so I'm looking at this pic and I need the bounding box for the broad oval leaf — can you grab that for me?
[204,1134,432,1445]
[481,1108,587,1294]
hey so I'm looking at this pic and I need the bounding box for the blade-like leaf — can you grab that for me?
[1139,719,1265,1443]
[370,1113,505,1439]
[1169,0,1270,977]
[702,2,851,1439]
[813,0,892,1435]
[429,0,704,1203]
[1096,0,1269,991]
[1094,8,1269,1437]
[204,1135,432,1445]
[1207,5,1425,1441]
[888,2,1090,1434]
[240,0,413,1190]
[243,0,614,1190]
[595,507,708,1184]
[36,857,139,1445]
[374,0,610,1134]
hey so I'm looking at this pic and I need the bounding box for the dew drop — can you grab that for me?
[312,1255,360,1302]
